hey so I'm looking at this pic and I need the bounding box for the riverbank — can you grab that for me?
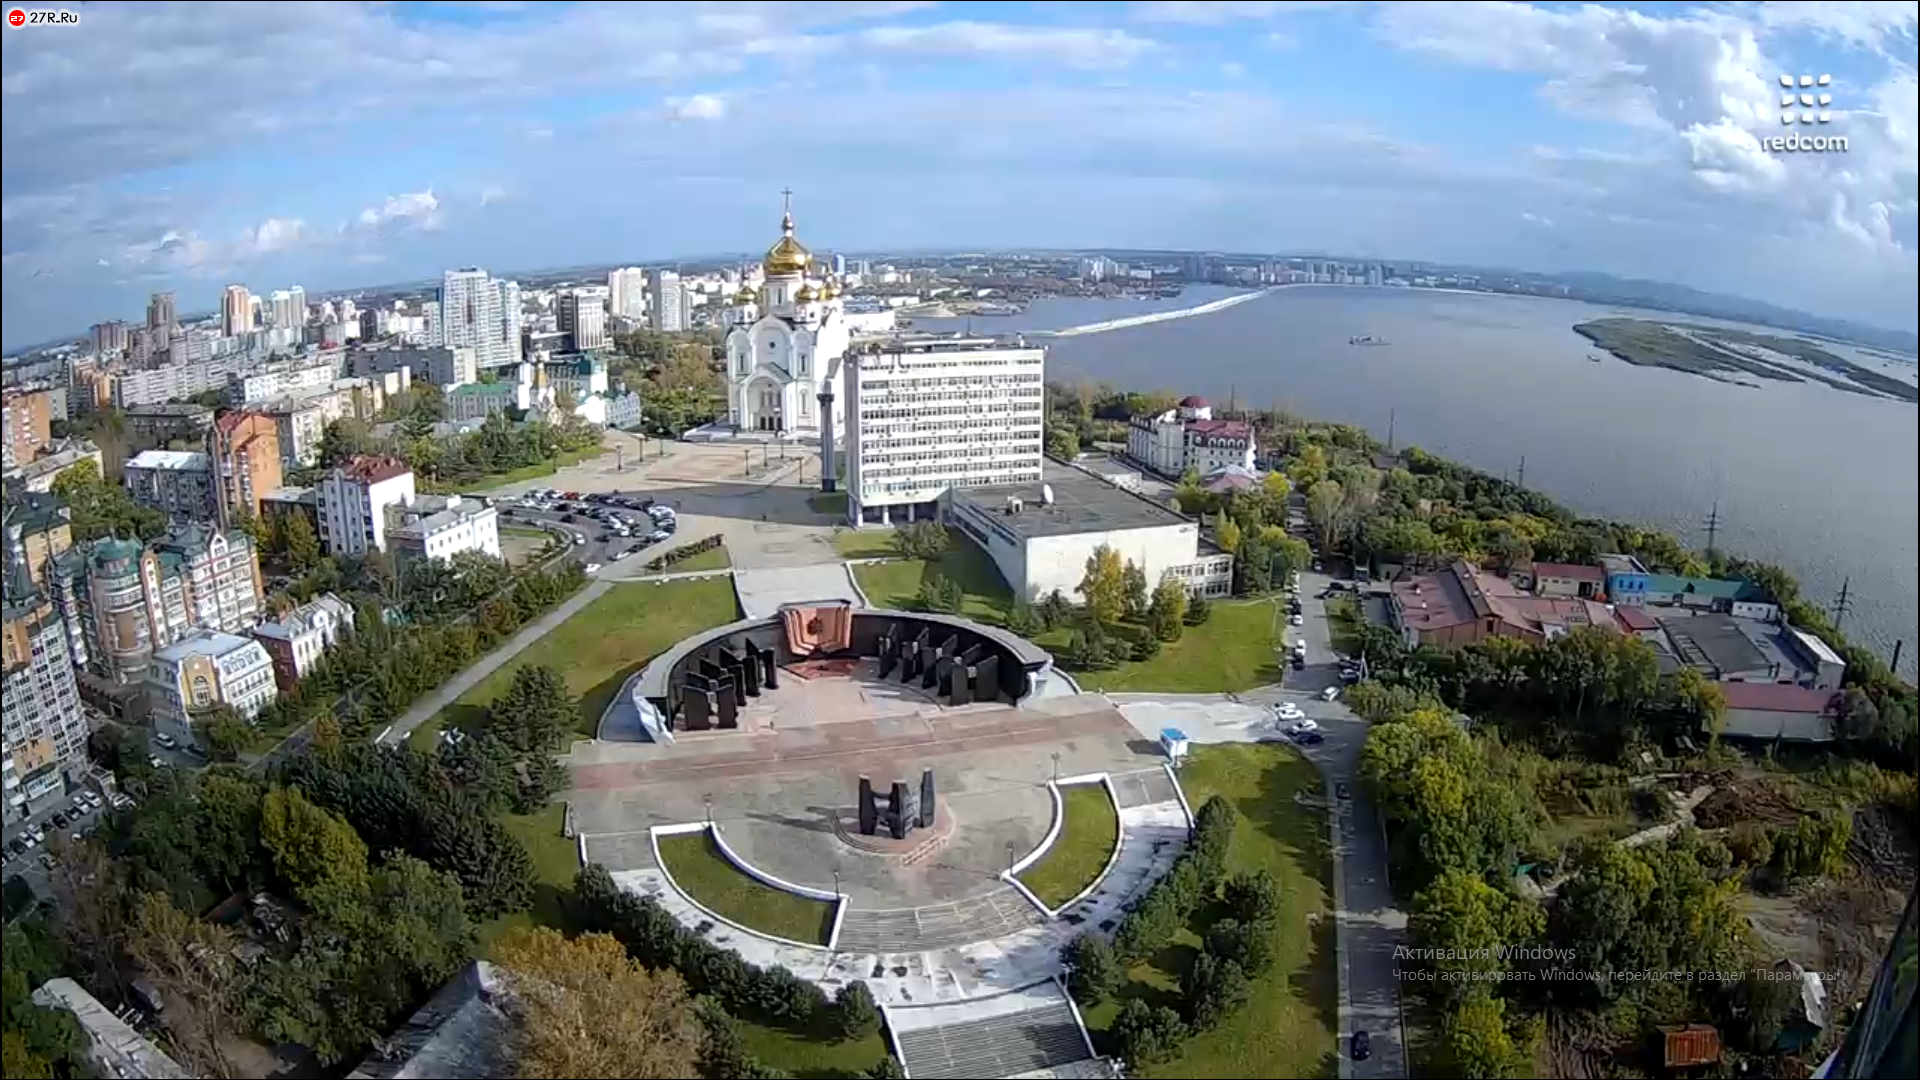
[1575,318,1917,403]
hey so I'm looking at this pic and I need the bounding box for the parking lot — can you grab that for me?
[498,488,684,575]
[3,786,119,884]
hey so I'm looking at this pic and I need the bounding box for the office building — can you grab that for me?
[250,592,352,691]
[843,336,1047,526]
[386,493,500,565]
[222,284,252,336]
[556,288,610,351]
[316,455,415,556]
[608,267,648,320]
[3,387,55,468]
[122,449,218,521]
[148,630,278,732]
[209,411,283,528]
[348,344,476,389]
[649,268,687,331]
[3,570,89,826]
[48,525,264,685]
[1126,396,1256,479]
[147,290,177,341]
[91,320,130,355]
[439,269,521,370]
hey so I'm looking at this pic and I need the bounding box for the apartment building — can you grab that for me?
[386,494,500,566]
[123,402,216,446]
[122,449,217,521]
[3,387,55,468]
[347,344,477,390]
[229,354,341,406]
[2,494,74,589]
[3,574,89,826]
[250,592,352,690]
[209,411,283,528]
[316,456,415,556]
[148,631,278,733]
[843,336,1047,527]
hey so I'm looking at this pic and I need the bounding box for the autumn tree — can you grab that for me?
[1078,545,1127,625]
[1408,870,1545,1001]
[1439,994,1532,1079]
[126,893,248,1078]
[1213,515,1243,553]
[260,786,369,904]
[1148,572,1189,642]
[493,927,702,1080]
[281,513,321,573]
[1121,560,1150,622]
[1305,479,1346,551]
[192,703,252,763]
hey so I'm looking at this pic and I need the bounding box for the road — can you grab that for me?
[1110,569,1409,1080]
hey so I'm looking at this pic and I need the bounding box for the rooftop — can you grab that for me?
[1645,573,1774,604]
[1657,611,1801,677]
[253,592,351,641]
[1597,552,1649,575]
[1186,418,1252,439]
[1614,605,1661,632]
[346,962,512,1080]
[337,455,413,485]
[1530,561,1606,583]
[152,629,260,664]
[950,459,1190,539]
[1720,682,1842,714]
[124,449,209,472]
[388,494,495,540]
[854,333,1042,357]
[123,402,214,418]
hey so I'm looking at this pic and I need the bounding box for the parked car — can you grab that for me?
[584,563,603,574]
[154,731,177,750]
[1287,718,1319,735]
[609,549,629,562]
[1350,1029,1370,1061]
[1297,730,1325,745]
[1275,702,1306,722]
[51,811,69,828]
[1289,613,1305,627]
[1322,686,1342,702]
[1291,653,1306,670]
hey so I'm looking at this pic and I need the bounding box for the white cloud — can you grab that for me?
[478,185,508,207]
[1131,1,1356,24]
[355,190,442,233]
[1520,211,1554,227]
[852,22,1162,69]
[663,93,728,121]
[244,217,308,255]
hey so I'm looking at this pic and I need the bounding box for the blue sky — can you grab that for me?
[2,1,1915,349]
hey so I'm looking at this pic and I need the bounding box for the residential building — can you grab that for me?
[439,268,521,370]
[1126,396,1256,478]
[148,630,278,732]
[259,396,329,468]
[1598,553,1652,606]
[608,267,648,320]
[1389,559,1616,650]
[122,449,218,521]
[111,355,245,408]
[649,268,687,331]
[1511,560,1606,600]
[3,571,89,826]
[1714,682,1843,743]
[2,387,54,468]
[259,486,319,540]
[146,290,177,342]
[348,344,477,389]
[557,288,610,350]
[251,592,352,690]
[316,456,415,556]
[209,411,283,528]
[445,380,523,422]
[844,336,1047,526]
[230,354,341,405]
[124,402,216,445]
[386,494,500,565]
[47,526,263,685]
[32,979,189,1080]
[2,493,74,588]
[222,284,252,336]
[947,459,1234,601]
[3,439,102,494]
[91,320,130,355]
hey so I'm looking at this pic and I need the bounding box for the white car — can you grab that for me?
[1275,702,1306,722]
[584,563,603,574]
[609,549,629,562]
[1289,613,1305,627]
[1321,686,1342,702]
[1287,717,1320,735]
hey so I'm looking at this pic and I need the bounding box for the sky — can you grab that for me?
[1,0,1916,350]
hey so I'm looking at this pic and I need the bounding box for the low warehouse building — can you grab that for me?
[1714,682,1843,743]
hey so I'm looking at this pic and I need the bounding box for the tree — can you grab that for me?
[1060,931,1122,1004]
[864,1055,908,1079]
[916,573,962,615]
[1045,423,1080,461]
[192,704,252,763]
[1121,560,1150,622]
[2,924,84,1079]
[1440,994,1532,1079]
[1148,572,1189,642]
[1306,479,1346,551]
[127,892,247,1078]
[1184,595,1211,625]
[1004,601,1042,637]
[1409,870,1545,1000]
[485,664,575,754]
[48,455,166,542]
[1289,443,1329,489]
[1214,515,1243,553]
[1110,998,1186,1066]
[1079,545,1127,625]
[892,521,949,560]
[1038,589,1074,630]
[282,512,321,572]
[260,785,369,905]
[831,981,881,1041]
[1221,868,1282,926]
[494,927,702,1080]
[1204,917,1275,976]
[194,770,267,891]
[318,417,375,467]
[1271,535,1313,584]
[1181,952,1249,1030]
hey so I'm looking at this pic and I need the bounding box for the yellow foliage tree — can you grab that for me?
[493,928,703,1080]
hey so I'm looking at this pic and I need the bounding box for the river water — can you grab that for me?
[913,286,1919,677]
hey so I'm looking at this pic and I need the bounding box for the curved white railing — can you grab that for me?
[649,822,848,952]
[1000,772,1126,918]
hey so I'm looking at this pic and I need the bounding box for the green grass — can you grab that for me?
[739,1025,886,1079]
[1018,782,1121,908]
[850,542,1012,624]
[654,542,731,573]
[1080,742,1338,1079]
[408,576,741,750]
[1066,600,1287,694]
[477,804,579,953]
[1325,595,1361,656]
[833,529,900,559]
[447,445,610,494]
[656,831,835,946]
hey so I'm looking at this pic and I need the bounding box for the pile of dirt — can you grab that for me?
[1692,774,1800,829]
[1848,803,1919,888]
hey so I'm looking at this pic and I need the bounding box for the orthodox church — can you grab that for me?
[722,194,852,453]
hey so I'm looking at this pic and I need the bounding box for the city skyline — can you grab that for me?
[2,1,1916,348]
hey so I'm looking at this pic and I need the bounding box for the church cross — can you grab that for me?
[781,187,793,215]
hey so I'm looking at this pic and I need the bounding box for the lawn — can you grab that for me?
[1067,599,1287,694]
[477,804,579,953]
[833,528,901,559]
[850,542,1012,624]
[1325,595,1362,655]
[408,576,740,750]
[655,831,836,946]
[1018,782,1120,908]
[653,542,731,574]
[1079,742,1338,1079]
[739,1025,886,1080]
[439,445,610,494]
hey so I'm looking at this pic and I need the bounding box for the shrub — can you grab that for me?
[892,521,950,560]
[1221,868,1282,926]
[831,980,881,1041]
[1130,635,1161,661]
[1183,596,1212,626]
[1111,998,1187,1066]
[1060,931,1122,1004]
[646,534,724,572]
[1111,795,1238,965]
[863,1056,908,1079]
[1181,952,1250,1031]
[1004,602,1042,637]
[1204,917,1275,976]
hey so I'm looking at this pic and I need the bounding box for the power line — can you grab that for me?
[1832,576,1854,631]
[1703,501,1721,558]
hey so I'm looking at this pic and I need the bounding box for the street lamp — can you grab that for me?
[703,794,713,825]
[1051,751,1060,782]
[832,869,842,897]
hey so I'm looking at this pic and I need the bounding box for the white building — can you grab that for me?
[230,355,340,405]
[557,288,610,351]
[844,335,1046,527]
[608,267,648,321]
[649,269,687,332]
[947,461,1234,602]
[250,592,352,691]
[148,630,278,732]
[316,456,416,557]
[1125,396,1256,478]
[222,284,252,337]
[348,344,476,390]
[439,269,522,370]
[720,196,854,454]
[122,449,217,521]
[3,587,89,826]
[385,494,500,565]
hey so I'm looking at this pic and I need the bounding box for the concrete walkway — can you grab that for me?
[378,579,614,747]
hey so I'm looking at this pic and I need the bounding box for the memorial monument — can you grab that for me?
[857,768,938,840]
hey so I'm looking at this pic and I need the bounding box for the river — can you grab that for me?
[916,286,1919,677]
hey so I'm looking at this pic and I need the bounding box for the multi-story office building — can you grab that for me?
[288,286,307,328]
[91,320,130,355]
[2,387,54,468]
[147,630,278,733]
[438,269,522,370]
[2,571,89,826]
[250,592,351,691]
[649,269,686,331]
[47,526,263,685]
[316,455,415,557]
[146,291,177,342]
[556,289,610,351]
[499,280,523,363]
[608,267,648,320]
[222,284,252,336]
[386,494,500,566]
[347,344,476,390]
[208,411,283,528]
[122,449,218,521]
[843,336,1047,526]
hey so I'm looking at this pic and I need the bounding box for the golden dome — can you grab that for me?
[795,281,819,303]
[732,286,759,306]
[762,196,811,277]
[821,278,841,300]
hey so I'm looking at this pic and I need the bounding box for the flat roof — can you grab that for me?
[1656,611,1799,676]
[124,449,209,471]
[950,460,1189,539]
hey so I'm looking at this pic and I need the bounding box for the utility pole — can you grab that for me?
[1385,408,1396,452]
[1832,576,1854,631]
[1703,501,1721,560]
[1515,455,1526,488]
[1890,640,1904,679]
